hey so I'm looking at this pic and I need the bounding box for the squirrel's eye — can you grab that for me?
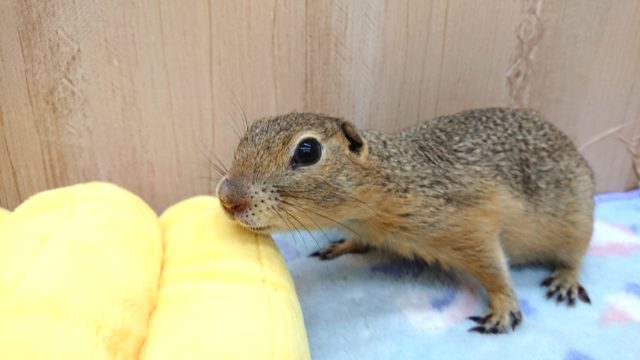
[291,138,322,169]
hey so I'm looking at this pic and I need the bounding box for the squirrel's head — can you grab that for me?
[216,112,369,234]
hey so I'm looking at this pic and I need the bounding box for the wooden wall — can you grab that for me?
[1,0,639,211]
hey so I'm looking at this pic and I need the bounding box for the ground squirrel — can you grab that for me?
[216,108,594,334]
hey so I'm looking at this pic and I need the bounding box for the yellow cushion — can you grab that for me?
[0,207,9,223]
[0,183,162,360]
[0,183,310,360]
[140,196,310,360]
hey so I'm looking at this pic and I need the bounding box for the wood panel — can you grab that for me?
[527,0,640,192]
[0,0,306,211]
[1,0,639,211]
[306,0,525,128]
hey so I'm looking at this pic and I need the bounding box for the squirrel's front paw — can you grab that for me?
[310,239,370,260]
[468,305,523,334]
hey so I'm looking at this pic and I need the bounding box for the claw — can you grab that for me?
[469,326,487,334]
[578,286,591,304]
[309,239,350,260]
[309,250,332,260]
[468,325,504,334]
[541,277,553,287]
[469,311,520,334]
[510,311,522,329]
[468,315,491,324]
[310,246,339,260]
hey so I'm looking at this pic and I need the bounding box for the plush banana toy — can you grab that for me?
[0,183,310,360]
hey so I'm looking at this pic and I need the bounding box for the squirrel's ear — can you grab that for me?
[339,120,364,155]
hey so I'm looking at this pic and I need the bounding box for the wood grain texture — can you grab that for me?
[1,0,639,211]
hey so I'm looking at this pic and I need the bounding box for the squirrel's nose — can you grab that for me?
[217,178,249,216]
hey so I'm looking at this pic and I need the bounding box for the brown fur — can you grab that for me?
[216,108,595,334]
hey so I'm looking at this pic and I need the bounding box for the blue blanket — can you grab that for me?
[274,189,640,360]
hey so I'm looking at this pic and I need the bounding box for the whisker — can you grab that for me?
[198,174,222,183]
[230,93,250,132]
[193,138,228,178]
[279,199,361,240]
[278,205,321,250]
[268,207,309,252]
[274,183,380,216]
[211,153,229,174]
[268,206,292,234]
[271,205,305,244]
[197,157,226,178]
[267,206,307,252]
[224,119,243,140]
[203,161,226,177]
[277,201,333,244]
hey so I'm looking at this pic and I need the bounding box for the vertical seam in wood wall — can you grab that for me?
[271,0,279,110]
[0,112,22,200]
[303,0,309,111]
[415,0,436,122]
[156,3,181,174]
[505,0,544,108]
[207,0,216,194]
[434,0,450,116]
